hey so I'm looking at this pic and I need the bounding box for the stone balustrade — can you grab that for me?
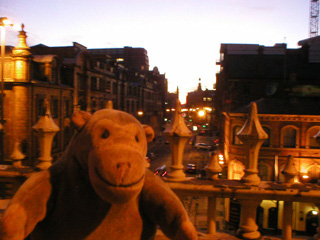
[1,101,320,239]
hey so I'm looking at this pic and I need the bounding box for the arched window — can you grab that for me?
[306,126,320,149]
[281,126,298,148]
[262,127,271,147]
[308,165,320,183]
[233,126,243,145]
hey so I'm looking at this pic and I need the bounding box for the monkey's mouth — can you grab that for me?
[95,168,144,188]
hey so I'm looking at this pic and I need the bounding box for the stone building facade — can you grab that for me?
[216,37,320,234]
[0,27,168,166]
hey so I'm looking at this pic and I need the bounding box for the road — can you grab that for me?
[147,136,216,230]
[148,136,212,174]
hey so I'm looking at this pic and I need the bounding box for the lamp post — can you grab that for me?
[0,17,16,162]
[1,18,9,162]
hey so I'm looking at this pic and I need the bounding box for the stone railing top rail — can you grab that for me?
[165,178,320,203]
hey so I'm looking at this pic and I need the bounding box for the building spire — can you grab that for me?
[12,23,31,56]
[176,86,179,100]
[197,78,202,92]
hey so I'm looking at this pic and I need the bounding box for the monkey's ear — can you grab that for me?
[72,111,92,131]
[143,125,155,143]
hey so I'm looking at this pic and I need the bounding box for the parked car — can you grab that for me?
[195,143,212,150]
[154,165,167,177]
[186,163,197,174]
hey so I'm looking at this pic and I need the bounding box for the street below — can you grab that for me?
[148,136,212,174]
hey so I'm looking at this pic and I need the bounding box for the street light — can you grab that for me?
[0,17,15,162]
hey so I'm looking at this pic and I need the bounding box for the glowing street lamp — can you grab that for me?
[198,110,205,117]
[0,17,15,162]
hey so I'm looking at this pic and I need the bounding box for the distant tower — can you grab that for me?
[176,86,179,101]
[310,0,319,38]
[197,78,202,92]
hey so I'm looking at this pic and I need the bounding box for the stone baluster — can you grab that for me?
[32,99,60,170]
[206,150,222,180]
[235,102,266,239]
[205,151,223,235]
[236,199,262,240]
[237,102,268,185]
[163,100,192,181]
[281,155,298,240]
[282,201,293,240]
[207,197,217,235]
[9,141,25,168]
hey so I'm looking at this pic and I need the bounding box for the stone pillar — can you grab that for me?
[9,141,25,168]
[282,201,293,240]
[207,197,217,235]
[280,155,297,240]
[236,199,262,240]
[237,102,268,185]
[163,100,192,181]
[32,99,59,170]
[206,150,222,180]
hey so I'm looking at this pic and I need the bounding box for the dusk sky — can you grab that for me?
[1,0,312,103]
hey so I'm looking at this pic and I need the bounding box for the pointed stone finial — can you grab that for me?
[281,155,298,184]
[32,99,60,170]
[163,100,192,181]
[237,102,268,185]
[206,151,223,180]
[9,141,25,168]
[106,100,113,109]
[164,100,192,137]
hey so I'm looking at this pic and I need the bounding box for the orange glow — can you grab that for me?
[15,60,26,80]
[198,110,205,117]
[2,19,11,25]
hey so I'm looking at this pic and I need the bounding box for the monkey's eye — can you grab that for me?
[135,135,139,142]
[102,130,110,139]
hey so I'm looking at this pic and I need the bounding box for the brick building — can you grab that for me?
[216,37,320,233]
[0,27,168,166]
